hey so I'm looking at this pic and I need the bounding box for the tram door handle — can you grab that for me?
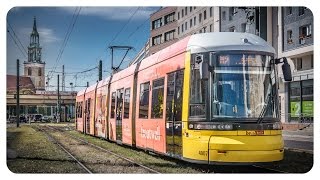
[233,105,238,113]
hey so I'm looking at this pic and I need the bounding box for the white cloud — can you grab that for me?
[58,7,158,21]
[20,27,60,45]
[38,28,61,44]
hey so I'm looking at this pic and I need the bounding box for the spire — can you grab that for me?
[33,16,37,32]
[28,16,42,63]
[31,16,39,36]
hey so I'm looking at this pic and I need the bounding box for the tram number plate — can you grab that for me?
[246,130,264,136]
[199,151,208,156]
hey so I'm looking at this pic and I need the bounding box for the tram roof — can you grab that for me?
[77,88,87,96]
[187,32,275,55]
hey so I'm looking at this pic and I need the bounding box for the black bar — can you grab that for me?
[16,59,20,127]
[99,60,102,81]
[57,74,60,123]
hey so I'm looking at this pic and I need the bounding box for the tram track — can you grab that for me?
[34,125,161,174]
[34,124,288,173]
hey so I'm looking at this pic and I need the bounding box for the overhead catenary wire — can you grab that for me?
[7,28,28,59]
[54,7,160,91]
[107,7,141,47]
[47,7,81,81]
[7,21,28,58]
[49,66,98,75]
[102,7,141,71]
[118,8,162,45]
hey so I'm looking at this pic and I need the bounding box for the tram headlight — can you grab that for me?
[224,124,233,130]
[217,124,224,130]
[188,123,233,130]
[195,124,202,129]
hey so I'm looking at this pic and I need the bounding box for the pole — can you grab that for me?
[62,65,65,91]
[16,59,20,128]
[87,82,89,87]
[57,74,60,123]
[111,48,114,71]
[99,60,102,81]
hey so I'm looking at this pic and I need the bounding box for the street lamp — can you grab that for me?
[70,82,74,92]
[70,82,75,121]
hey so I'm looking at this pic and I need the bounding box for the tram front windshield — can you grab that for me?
[189,53,278,122]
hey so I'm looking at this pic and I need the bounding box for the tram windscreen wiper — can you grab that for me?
[257,93,271,124]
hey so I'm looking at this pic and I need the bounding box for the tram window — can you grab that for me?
[88,98,91,114]
[111,92,116,118]
[151,78,165,119]
[124,88,130,119]
[139,82,150,119]
[79,101,83,118]
[116,89,124,120]
[81,102,83,118]
[77,102,80,118]
[86,98,91,117]
[166,70,184,121]
[189,54,207,118]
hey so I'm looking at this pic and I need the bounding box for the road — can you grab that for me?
[282,129,313,153]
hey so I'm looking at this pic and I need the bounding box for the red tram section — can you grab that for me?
[94,78,109,138]
[76,88,87,132]
[108,65,136,146]
[134,36,189,154]
[83,83,97,136]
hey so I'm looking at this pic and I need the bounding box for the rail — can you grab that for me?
[45,125,161,174]
[33,125,92,173]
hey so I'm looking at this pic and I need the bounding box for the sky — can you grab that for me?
[7,6,160,91]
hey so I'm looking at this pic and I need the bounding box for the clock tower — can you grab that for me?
[24,16,45,91]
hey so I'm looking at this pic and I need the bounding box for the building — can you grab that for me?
[277,7,313,123]
[7,17,76,122]
[148,7,178,56]
[24,17,45,91]
[176,6,220,39]
[219,6,313,124]
[219,7,274,43]
[129,6,313,125]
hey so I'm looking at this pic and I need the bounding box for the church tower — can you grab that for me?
[24,16,45,91]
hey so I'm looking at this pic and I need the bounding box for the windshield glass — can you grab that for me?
[212,54,277,120]
[189,52,278,122]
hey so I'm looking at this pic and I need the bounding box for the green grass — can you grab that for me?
[7,124,86,173]
[68,130,200,173]
[7,123,313,173]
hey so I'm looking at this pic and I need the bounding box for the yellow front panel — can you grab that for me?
[209,149,283,163]
[183,130,284,163]
[180,51,283,163]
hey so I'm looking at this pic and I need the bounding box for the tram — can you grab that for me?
[75,32,292,164]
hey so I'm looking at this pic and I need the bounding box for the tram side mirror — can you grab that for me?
[282,57,292,81]
[196,54,209,80]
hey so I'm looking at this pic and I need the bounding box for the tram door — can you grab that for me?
[116,89,124,142]
[85,98,91,134]
[166,70,184,157]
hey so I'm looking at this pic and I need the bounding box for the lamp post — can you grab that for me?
[70,82,75,121]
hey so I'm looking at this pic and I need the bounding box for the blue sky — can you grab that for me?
[7,7,159,91]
